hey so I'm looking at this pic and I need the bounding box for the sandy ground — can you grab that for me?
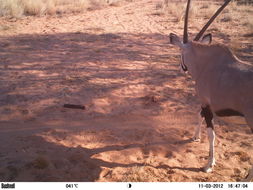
[0,0,253,182]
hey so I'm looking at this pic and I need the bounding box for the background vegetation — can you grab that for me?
[0,0,126,18]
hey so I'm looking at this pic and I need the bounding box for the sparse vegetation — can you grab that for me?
[157,0,253,31]
[235,0,253,5]
[164,1,185,22]
[0,0,124,18]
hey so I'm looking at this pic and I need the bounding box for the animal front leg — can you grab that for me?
[192,110,204,142]
[201,106,216,173]
[204,127,216,173]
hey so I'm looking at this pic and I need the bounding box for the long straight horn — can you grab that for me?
[194,0,232,41]
[183,0,191,44]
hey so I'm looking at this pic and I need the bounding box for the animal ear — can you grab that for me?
[170,33,183,48]
[201,33,212,44]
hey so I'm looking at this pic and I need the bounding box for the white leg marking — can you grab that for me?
[204,127,216,173]
[192,113,204,142]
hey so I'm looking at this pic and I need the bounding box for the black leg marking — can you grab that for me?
[201,106,214,129]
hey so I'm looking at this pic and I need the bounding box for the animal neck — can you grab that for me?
[187,42,237,81]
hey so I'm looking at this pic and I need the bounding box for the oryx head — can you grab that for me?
[169,0,232,76]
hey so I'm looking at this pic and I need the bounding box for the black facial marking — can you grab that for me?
[180,55,188,72]
[201,106,214,129]
[182,63,188,72]
[215,109,244,117]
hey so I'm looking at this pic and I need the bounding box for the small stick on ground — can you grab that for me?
[63,104,85,110]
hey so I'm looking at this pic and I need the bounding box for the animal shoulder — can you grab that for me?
[192,41,230,52]
[191,41,237,61]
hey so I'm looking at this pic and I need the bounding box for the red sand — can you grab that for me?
[0,0,252,182]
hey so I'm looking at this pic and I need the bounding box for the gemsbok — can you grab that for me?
[169,0,253,178]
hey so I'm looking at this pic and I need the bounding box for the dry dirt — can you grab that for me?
[0,0,253,182]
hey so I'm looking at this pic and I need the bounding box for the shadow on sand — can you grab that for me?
[0,32,252,181]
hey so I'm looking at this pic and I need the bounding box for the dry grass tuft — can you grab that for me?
[159,0,253,32]
[199,3,218,19]
[22,0,47,16]
[160,0,210,22]
[0,0,24,18]
[164,1,185,22]
[0,0,124,18]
